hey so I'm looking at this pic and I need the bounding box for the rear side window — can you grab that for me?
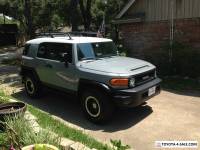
[37,43,72,63]
[23,44,31,56]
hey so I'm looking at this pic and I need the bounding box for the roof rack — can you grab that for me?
[35,32,72,40]
[69,31,97,37]
[35,31,97,39]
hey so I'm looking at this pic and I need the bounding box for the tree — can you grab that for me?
[0,0,32,38]
[0,0,12,24]
[24,0,34,38]
[92,0,129,27]
[79,0,92,31]
[69,0,80,31]
[0,0,129,35]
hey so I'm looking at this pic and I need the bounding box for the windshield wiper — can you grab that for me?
[81,57,95,60]
[81,57,102,61]
[98,54,117,59]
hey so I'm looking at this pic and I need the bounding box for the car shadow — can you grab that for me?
[11,88,153,132]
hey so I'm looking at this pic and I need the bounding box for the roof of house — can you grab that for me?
[115,0,200,22]
[115,0,136,19]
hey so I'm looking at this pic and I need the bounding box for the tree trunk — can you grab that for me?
[24,0,34,39]
[79,0,92,31]
[69,0,79,31]
[85,0,92,31]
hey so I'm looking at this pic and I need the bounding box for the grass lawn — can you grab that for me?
[28,106,110,150]
[161,76,200,92]
[0,91,110,150]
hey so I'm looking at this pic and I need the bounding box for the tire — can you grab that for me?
[24,74,42,98]
[80,88,114,123]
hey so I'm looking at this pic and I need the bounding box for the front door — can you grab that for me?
[36,42,77,91]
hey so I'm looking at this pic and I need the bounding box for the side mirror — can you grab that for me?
[60,53,69,67]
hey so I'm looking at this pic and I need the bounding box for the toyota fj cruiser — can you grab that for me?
[20,34,161,123]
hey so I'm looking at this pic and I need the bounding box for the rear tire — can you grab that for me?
[80,88,114,123]
[24,74,42,98]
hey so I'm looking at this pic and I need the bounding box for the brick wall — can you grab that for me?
[119,18,200,77]
[119,18,200,58]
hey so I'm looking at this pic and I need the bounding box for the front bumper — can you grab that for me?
[111,78,162,107]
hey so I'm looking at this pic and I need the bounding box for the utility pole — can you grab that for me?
[103,0,107,37]
[169,0,175,62]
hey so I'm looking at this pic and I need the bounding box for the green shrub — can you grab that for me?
[145,41,200,78]
[0,115,61,149]
[172,43,200,77]
[145,47,172,76]
[0,92,9,104]
[110,139,130,150]
[161,76,200,91]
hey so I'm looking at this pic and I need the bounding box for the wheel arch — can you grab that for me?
[78,79,111,97]
[20,66,40,83]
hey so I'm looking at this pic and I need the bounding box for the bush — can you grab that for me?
[172,43,200,77]
[145,41,200,78]
[0,115,61,149]
[0,92,9,104]
[110,139,130,150]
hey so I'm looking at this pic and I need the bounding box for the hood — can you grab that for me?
[78,56,155,75]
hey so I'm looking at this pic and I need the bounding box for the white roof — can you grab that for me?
[26,36,112,44]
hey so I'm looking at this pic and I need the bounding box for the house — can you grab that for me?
[113,0,200,59]
[0,24,18,46]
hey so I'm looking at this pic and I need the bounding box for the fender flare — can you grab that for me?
[20,65,40,83]
[78,79,111,95]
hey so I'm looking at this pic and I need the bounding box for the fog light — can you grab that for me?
[129,78,135,87]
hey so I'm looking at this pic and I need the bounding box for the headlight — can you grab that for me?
[129,78,135,87]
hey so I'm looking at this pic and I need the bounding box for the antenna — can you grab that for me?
[65,33,72,40]
[50,34,54,38]
[48,29,54,38]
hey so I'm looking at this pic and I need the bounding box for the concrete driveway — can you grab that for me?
[1,65,200,150]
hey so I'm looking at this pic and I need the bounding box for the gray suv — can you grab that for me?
[20,36,161,123]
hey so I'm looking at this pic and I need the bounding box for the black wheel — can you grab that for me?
[24,74,42,98]
[80,88,114,123]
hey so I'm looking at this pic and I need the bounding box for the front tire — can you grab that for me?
[24,74,42,98]
[81,89,114,123]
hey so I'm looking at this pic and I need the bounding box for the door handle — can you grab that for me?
[45,63,53,68]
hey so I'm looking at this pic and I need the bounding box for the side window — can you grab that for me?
[37,43,47,58]
[58,44,72,63]
[23,44,30,56]
[46,43,57,60]
[37,43,72,63]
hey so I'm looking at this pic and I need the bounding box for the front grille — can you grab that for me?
[134,69,156,86]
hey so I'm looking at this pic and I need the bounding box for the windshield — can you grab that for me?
[77,42,118,61]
